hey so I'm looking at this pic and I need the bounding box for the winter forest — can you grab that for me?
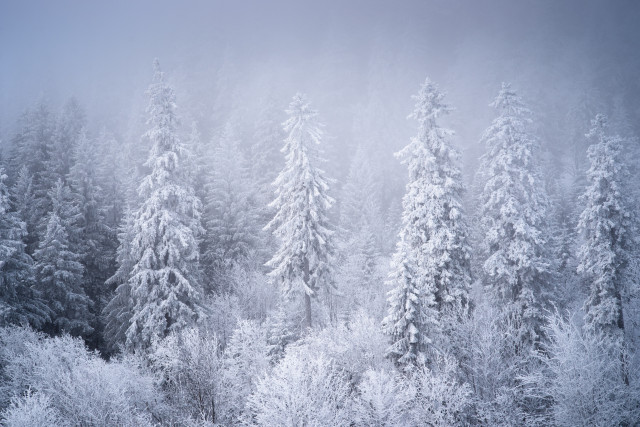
[1,0,639,426]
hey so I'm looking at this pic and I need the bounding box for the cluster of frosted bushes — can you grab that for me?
[0,312,474,426]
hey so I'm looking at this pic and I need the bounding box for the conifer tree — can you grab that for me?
[69,130,116,348]
[34,179,91,337]
[383,78,471,370]
[50,98,86,180]
[10,101,56,235]
[478,83,552,351]
[103,207,137,350]
[339,144,384,241]
[251,96,286,208]
[12,166,39,255]
[123,59,204,350]
[265,93,335,329]
[578,114,630,343]
[202,121,257,293]
[0,169,48,327]
[96,128,128,230]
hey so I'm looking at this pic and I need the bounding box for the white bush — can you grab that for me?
[1,390,61,427]
[221,319,271,423]
[0,326,161,426]
[150,327,223,424]
[408,357,473,426]
[299,309,391,382]
[353,368,412,426]
[246,349,352,426]
[540,312,640,426]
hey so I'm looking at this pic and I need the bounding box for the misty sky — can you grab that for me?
[1,0,639,172]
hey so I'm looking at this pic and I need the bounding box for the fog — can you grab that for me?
[1,2,640,424]
[3,0,638,174]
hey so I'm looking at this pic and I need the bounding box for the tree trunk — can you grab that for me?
[304,257,312,329]
[305,293,312,329]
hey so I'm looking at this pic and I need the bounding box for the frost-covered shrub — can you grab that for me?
[0,327,90,407]
[408,357,473,426]
[202,293,241,348]
[353,368,412,426]
[150,327,222,424]
[51,356,158,426]
[246,348,352,426]
[1,390,61,427]
[538,312,640,426]
[458,304,529,426]
[230,267,279,322]
[298,309,391,382]
[221,319,271,423]
[0,326,162,426]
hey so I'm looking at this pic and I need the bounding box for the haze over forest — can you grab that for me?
[0,1,639,426]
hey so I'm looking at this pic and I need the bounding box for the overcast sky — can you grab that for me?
[1,0,638,163]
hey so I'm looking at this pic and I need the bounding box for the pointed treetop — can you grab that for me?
[285,93,318,124]
[490,82,530,117]
[153,58,162,78]
[586,113,608,141]
[410,77,452,126]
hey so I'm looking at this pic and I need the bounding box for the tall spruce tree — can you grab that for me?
[578,114,630,343]
[383,78,471,370]
[478,83,552,351]
[103,207,137,350]
[251,96,286,209]
[11,166,39,255]
[10,101,56,240]
[339,144,384,241]
[202,121,258,293]
[34,179,91,337]
[0,168,48,327]
[50,98,86,181]
[123,59,204,350]
[68,130,116,348]
[265,93,335,329]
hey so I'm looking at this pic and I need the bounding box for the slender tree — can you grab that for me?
[578,114,630,343]
[11,166,39,255]
[339,144,384,242]
[102,207,137,350]
[69,130,116,348]
[383,78,471,370]
[0,168,49,327]
[34,180,91,337]
[123,59,204,350]
[265,93,335,329]
[202,121,258,293]
[478,83,552,351]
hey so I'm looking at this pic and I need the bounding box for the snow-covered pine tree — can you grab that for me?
[250,96,286,209]
[383,78,471,370]
[124,59,204,350]
[339,144,384,241]
[478,82,552,351]
[96,128,128,230]
[202,121,257,293]
[68,130,116,348]
[265,93,336,329]
[186,121,209,206]
[50,98,86,181]
[578,114,630,343]
[34,179,91,337]
[11,166,39,255]
[9,101,56,241]
[0,168,49,327]
[102,207,136,351]
[337,145,386,317]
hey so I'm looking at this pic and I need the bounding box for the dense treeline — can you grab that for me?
[0,59,638,426]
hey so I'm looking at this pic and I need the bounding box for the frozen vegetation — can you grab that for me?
[1,1,640,426]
